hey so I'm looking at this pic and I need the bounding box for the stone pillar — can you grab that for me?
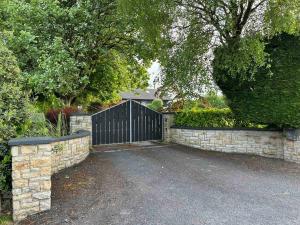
[283,129,300,163]
[10,141,52,221]
[162,113,175,143]
[70,114,92,144]
[70,114,92,134]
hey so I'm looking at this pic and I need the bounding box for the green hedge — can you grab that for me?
[174,109,236,128]
[213,33,300,128]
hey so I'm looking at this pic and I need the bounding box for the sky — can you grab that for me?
[147,61,161,88]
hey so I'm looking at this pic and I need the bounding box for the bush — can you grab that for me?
[174,109,235,128]
[46,106,77,134]
[202,92,228,109]
[0,41,29,191]
[147,99,163,111]
[20,113,50,137]
[214,33,300,128]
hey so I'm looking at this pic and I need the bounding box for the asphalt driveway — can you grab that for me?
[20,143,300,225]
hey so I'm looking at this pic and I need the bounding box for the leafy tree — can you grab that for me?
[2,0,150,106]
[82,50,149,104]
[0,41,29,191]
[119,0,300,97]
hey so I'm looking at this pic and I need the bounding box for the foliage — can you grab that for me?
[0,214,12,225]
[174,109,235,128]
[147,99,163,112]
[265,0,300,35]
[174,108,262,128]
[46,107,77,124]
[20,113,50,137]
[167,92,228,112]
[46,107,77,135]
[87,101,120,113]
[33,95,65,113]
[0,145,11,192]
[48,112,68,137]
[202,92,228,109]
[120,0,300,99]
[0,41,29,191]
[214,33,300,128]
[83,50,149,103]
[2,0,150,105]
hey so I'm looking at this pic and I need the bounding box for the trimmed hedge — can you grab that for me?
[174,109,236,128]
[214,33,300,128]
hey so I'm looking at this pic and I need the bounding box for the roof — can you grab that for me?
[120,89,172,101]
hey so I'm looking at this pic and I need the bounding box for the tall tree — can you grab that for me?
[2,0,150,106]
[119,0,300,98]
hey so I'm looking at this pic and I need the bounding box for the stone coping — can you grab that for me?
[171,126,282,132]
[8,130,90,146]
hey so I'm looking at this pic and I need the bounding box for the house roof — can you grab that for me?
[120,89,172,101]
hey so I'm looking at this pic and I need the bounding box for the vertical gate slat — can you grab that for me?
[126,101,130,142]
[97,113,101,145]
[92,116,96,145]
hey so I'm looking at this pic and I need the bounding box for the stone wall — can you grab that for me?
[70,114,92,134]
[162,113,175,143]
[171,128,283,159]
[8,130,90,222]
[170,127,300,163]
[283,129,300,163]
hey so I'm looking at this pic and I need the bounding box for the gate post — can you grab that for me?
[162,113,175,143]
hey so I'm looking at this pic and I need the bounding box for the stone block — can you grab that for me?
[11,147,20,157]
[13,179,28,189]
[14,161,30,170]
[31,158,51,168]
[33,191,51,200]
[21,146,37,155]
[40,199,51,211]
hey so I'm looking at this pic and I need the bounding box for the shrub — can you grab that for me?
[147,99,164,111]
[20,113,50,137]
[214,33,300,128]
[202,92,228,109]
[0,41,29,191]
[174,109,235,128]
[46,106,77,134]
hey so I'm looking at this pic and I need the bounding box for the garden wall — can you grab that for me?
[169,127,300,164]
[70,113,92,134]
[8,130,90,222]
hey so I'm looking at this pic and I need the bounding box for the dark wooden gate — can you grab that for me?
[92,100,162,145]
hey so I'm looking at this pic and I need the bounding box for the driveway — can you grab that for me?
[20,143,300,225]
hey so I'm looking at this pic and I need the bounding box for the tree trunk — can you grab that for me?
[64,96,75,107]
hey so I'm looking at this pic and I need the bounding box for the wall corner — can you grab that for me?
[162,113,175,143]
[283,129,300,163]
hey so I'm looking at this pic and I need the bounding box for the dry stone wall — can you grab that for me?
[9,130,90,222]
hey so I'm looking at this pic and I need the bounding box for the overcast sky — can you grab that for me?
[147,61,161,88]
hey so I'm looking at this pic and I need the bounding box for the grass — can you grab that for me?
[0,215,12,225]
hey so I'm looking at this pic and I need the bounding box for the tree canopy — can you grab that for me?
[1,0,150,106]
[119,0,300,98]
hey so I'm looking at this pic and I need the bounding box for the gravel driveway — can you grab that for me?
[20,143,300,225]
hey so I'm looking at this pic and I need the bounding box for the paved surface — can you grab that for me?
[20,143,300,225]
